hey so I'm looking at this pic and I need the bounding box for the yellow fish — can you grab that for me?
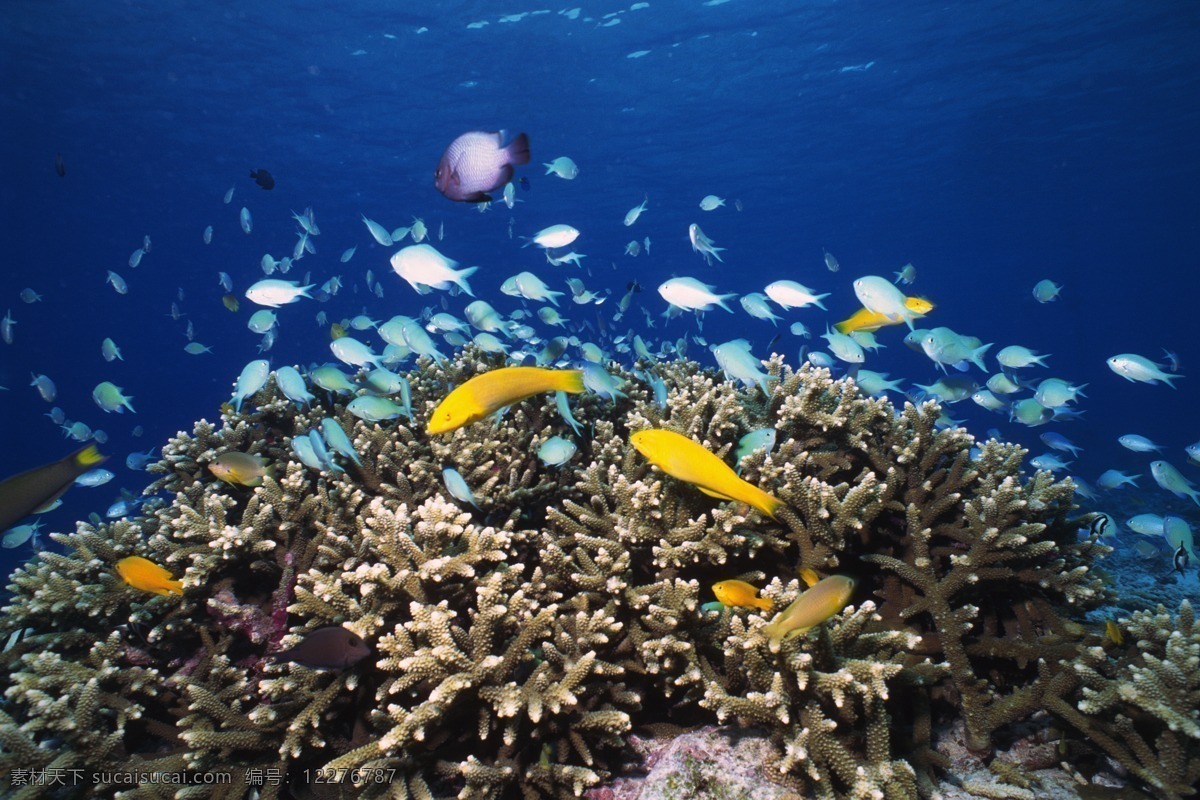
[208,451,270,487]
[761,575,855,646]
[221,293,239,312]
[834,296,934,334]
[330,323,347,340]
[116,555,183,596]
[798,567,821,587]
[427,366,585,435]
[1104,620,1123,646]
[713,579,773,611]
[629,428,785,521]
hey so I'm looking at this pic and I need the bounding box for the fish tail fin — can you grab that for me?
[815,293,830,310]
[557,369,586,395]
[1163,373,1182,389]
[716,293,737,312]
[506,132,531,166]
[970,343,993,372]
[75,445,106,468]
[834,319,852,334]
[752,489,786,521]
[755,597,774,612]
[455,266,479,297]
[166,579,184,596]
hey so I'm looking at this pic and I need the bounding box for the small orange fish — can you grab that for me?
[1104,620,1123,646]
[712,580,773,612]
[116,555,183,596]
[209,452,269,487]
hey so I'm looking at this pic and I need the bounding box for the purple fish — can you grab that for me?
[269,626,370,670]
[435,130,530,203]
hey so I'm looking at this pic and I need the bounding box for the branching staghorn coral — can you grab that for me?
[1041,600,1200,800]
[0,353,1145,800]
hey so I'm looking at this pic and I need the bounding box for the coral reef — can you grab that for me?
[0,353,1178,800]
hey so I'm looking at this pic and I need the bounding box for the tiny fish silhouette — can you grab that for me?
[269,626,370,670]
[55,153,66,177]
[250,169,275,190]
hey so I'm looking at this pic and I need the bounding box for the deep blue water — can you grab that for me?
[1,1,1198,595]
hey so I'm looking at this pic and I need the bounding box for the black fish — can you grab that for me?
[55,153,66,177]
[0,445,107,532]
[250,169,275,190]
[1174,544,1188,574]
[519,176,530,191]
[269,626,370,670]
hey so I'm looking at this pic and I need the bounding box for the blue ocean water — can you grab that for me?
[1,0,1198,598]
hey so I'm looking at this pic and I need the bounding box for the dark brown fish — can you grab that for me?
[270,626,370,670]
[55,153,66,177]
[435,130,530,203]
[0,445,108,531]
[250,169,275,190]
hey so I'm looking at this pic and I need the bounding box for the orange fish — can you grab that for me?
[116,556,183,596]
[712,580,773,611]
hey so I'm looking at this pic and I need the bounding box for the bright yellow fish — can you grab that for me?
[427,366,585,435]
[713,579,773,611]
[1105,620,1123,646]
[761,575,855,647]
[629,428,785,521]
[116,555,183,596]
[835,296,934,334]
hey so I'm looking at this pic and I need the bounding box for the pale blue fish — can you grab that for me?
[1126,514,1165,536]
[538,436,577,467]
[321,418,362,466]
[820,327,865,365]
[45,407,66,425]
[582,363,626,401]
[1029,453,1072,472]
[240,206,252,233]
[1150,461,1200,506]
[1118,434,1162,453]
[106,270,128,294]
[1033,378,1085,408]
[184,343,213,355]
[232,360,271,412]
[75,468,115,487]
[473,332,509,354]
[970,389,1009,413]
[126,448,157,470]
[310,365,356,395]
[1032,279,1061,303]
[996,346,1049,369]
[30,373,56,402]
[1040,432,1082,457]
[914,376,977,404]
[735,428,777,472]
[442,467,479,508]
[555,390,583,435]
[307,430,344,474]
[806,351,836,369]
[1097,469,1140,490]
[986,373,1024,394]
[739,293,781,325]
[1186,441,1200,465]
[340,246,357,263]
[364,368,408,396]
[291,435,324,471]
[1106,353,1182,388]
[275,366,315,408]
[920,327,990,372]
[853,370,903,397]
[1010,398,1053,427]
[330,337,383,368]
[711,339,772,392]
[101,338,123,362]
[1164,516,1196,561]
[347,396,409,422]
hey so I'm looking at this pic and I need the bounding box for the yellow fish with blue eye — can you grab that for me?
[712,580,773,611]
[762,575,856,647]
[629,428,785,521]
[116,556,183,596]
[427,366,584,435]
